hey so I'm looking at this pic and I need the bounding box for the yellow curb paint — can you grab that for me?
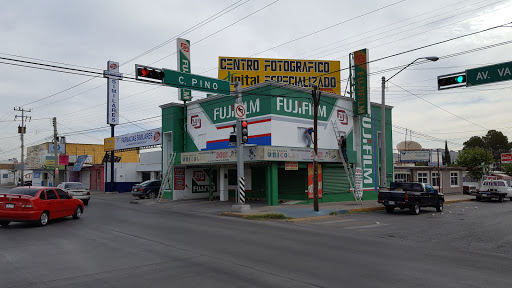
[221,212,245,218]
[287,215,334,222]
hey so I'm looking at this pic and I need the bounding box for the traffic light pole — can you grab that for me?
[53,117,59,187]
[232,82,250,212]
[312,86,320,212]
[111,124,115,192]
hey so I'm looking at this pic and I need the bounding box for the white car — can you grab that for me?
[57,182,91,205]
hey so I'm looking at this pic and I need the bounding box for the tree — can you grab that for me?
[502,163,512,176]
[482,130,511,161]
[442,140,451,165]
[463,136,485,150]
[456,147,494,180]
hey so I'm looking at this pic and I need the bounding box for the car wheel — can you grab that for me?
[148,191,156,199]
[73,206,82,219]
[436,200,443,212]
[138,196,145,199]
[499,195,504,202]
[411,202,420,215]
[39,212,49,226]
[83,200,89,206]
[0,221,10,226]
[476,196,481,201]
[385,206,394,214]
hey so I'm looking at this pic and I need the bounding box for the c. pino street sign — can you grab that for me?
[466,61,512,87]
[162,69,231,95]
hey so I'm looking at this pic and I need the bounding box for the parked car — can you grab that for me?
[463,185,477,195]
[0,186,84,227]
[131,180,161,199]
[476,179,512,202]
[57,182,91,205]
[378,182,444,215]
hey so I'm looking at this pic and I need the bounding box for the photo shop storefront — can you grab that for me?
[160,82,393,205]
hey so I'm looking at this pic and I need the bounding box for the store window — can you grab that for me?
[432,172,439,187]
[450,172,459,186]
[417,172,428,183]
[394,173,407,183]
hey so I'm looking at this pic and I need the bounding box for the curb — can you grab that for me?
[445,199,472,204]
[221,212,245,218]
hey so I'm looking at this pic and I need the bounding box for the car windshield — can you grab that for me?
[65,183,86,189]
[4,187,40,197]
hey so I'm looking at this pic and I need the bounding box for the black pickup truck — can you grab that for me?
[378,182,444,215]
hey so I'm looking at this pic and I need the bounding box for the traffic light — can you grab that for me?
[135,65,165,81]
[437,72,466,90]
[241,120,249,143]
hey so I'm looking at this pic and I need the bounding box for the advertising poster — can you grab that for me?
[307,163,322,199]
[191,169,217,193]
[174,168,185,190]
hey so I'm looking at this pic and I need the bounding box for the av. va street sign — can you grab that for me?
[162,69,231,95]
[466,61,512,87]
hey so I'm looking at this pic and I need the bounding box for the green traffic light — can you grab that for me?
[455,76,464,83]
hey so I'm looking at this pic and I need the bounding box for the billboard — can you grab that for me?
[104,128,162,151]
[399,150,430,163]
[218,57,341,94]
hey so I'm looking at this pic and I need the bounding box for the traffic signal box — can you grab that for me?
[437,72,466,90]
[241,120,249,143]
[136,65,165,81]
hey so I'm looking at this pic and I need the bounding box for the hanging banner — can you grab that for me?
[353,49,369,116]
[177,38,192,101]
[307,163,323,199]
[219,57,341,94]
[174,167,185,190]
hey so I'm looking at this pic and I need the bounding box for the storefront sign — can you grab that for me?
[360,116,375,189]
[191,169,216,193]
[73,155,87,171]
[219,57,341,94]
[45,156,65,170]
[105,128,162,151]
[48,143,66,154]
[353,49,369,116]
[104,137,115,151]
[105,60,120,125]
[285,162,298,170]
[59,155,69,165]
[307,163,322,199]
[177,38,192,101]
[174,167,185,190]
[181,146,340,164]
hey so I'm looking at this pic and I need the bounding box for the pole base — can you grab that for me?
[231,204,251,213]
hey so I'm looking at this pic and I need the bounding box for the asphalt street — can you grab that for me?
[1,188,511,288]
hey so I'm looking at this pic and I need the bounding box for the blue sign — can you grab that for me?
[74,155,88,171]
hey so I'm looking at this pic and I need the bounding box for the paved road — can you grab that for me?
[1,189,511,287]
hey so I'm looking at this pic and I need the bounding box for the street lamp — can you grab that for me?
[380,56,439,190]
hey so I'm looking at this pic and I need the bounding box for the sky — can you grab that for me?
[0,0,511,161]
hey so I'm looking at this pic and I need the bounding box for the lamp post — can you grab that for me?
[380,56,439,190]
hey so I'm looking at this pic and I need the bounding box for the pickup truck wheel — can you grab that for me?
[436,200,443,212]
[476,196,481,201]
[411,202,420,215]
[385,206,394,214]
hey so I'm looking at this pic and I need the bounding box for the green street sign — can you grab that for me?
[162,69,231,95]
[466,61,512,87]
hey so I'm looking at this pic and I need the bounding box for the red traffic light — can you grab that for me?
[242,121,248,127]
[136,65,165,81]
[141,67,149,77]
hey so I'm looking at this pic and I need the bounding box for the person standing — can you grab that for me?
[304,127,314,148]
[339,135,348,163]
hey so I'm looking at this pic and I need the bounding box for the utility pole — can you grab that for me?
[14,107,31,186]
[380,76,387,191]
[312,85,321,212]
[53,117,59,187]
[232,82,250,212]
[437,149,441,194]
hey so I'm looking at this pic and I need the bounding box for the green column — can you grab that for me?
[266,162,279,206]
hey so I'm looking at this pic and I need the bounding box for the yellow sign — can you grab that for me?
[104,137,115,151]
[285,162,298,170]
[218,57,341,94]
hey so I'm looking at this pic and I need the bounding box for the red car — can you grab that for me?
[0,186,84,227]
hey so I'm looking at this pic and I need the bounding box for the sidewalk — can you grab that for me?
[124,193,474,220]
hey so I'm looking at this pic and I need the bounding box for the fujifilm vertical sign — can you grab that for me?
[103,61,123,125]
[177,38,192,101]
